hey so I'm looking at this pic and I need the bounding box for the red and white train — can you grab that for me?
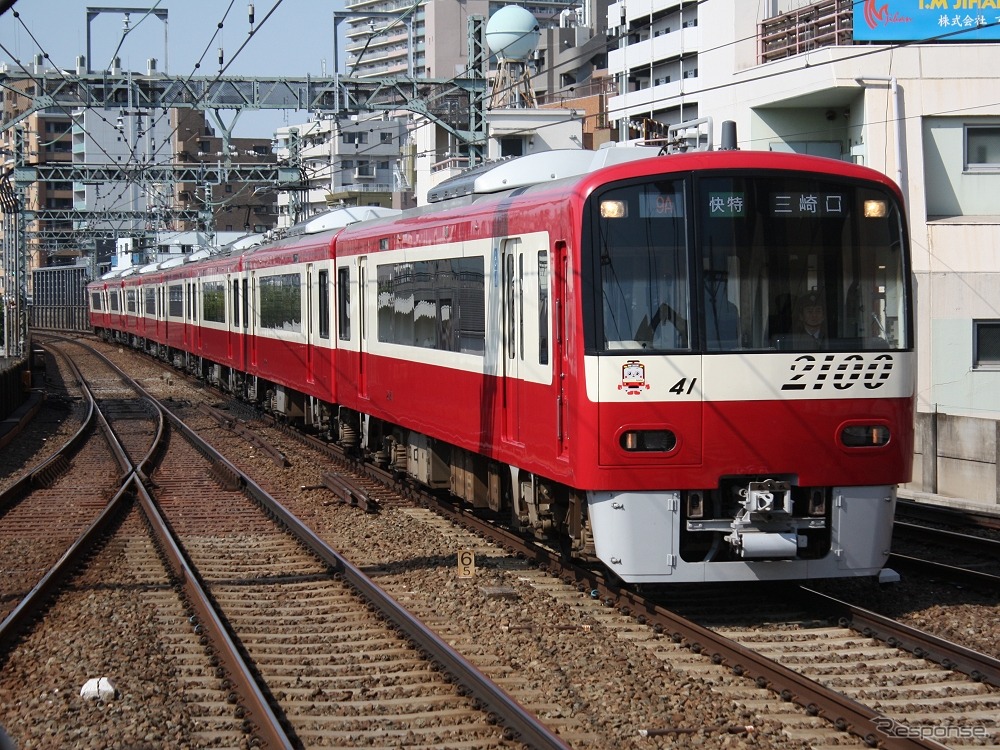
[89,138,914,584]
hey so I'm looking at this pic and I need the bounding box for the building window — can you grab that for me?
[974,320,1000,368]
[380,132,393,144]
[965,125,1000,171]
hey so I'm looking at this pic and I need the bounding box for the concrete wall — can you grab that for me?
[909,411,1000,507]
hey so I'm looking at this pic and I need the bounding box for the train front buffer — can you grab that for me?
[586,478,897,584]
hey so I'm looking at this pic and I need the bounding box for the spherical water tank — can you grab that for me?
[485,5,540,61]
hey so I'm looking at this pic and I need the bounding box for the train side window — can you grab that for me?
[203,281,225,323]
[232,279,240,327]
[337,267,351,340]
[168,285,182,317]
[258,273,301,332]
[241,279,249,329]
[318,269,330,339]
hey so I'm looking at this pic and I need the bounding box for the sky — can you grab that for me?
[1,0,350,136]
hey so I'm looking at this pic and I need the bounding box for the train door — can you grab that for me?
[194,278,203,352]
[227,274,236,361]
[249,272,258,367]
[501,238,522,444]
[555,242,569,457]
[357,256,368,400]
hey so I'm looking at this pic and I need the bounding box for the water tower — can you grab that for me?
[485,5,540,109]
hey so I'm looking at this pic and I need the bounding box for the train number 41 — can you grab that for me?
[669,377,698,395]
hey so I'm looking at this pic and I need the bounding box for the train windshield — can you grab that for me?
[587,171,909,353]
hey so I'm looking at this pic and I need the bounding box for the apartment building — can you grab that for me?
[273,114,412,227]
[343,0,611,201]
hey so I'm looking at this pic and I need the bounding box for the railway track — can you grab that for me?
[886,499,1000,593]
[6,335,1000,748]
[1,338,569,749]
[0,340,153,623]
[188,399,1000,749]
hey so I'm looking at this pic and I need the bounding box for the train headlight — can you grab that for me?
[600,199,628,219]
[864,199,888,218]
[840,424,890,447]
[620,430,676,452]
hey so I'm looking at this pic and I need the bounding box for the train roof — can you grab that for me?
[427,145,663,203]
[437,146,902,202]
[287,205,402,235]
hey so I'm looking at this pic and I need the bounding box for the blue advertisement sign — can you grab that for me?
[853,0,1000,41]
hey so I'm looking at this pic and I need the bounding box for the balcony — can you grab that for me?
[759,0,853,64]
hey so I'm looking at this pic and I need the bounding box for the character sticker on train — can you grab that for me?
[619,360,650,395]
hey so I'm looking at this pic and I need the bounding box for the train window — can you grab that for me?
[592,179,690,352]
[232,280,240,327]
[109,291,120,313]
[506,252,516,360]
[318,270,330,339]
[90,292,102,311]
[203,281,225,323]
[259,273,302,332]
[126,290,137,314]
[242,279,249,329]
[168,285,183,318]
[337,267,351,340]
[144,288,155,316]
[538,251,549,365]
[697,174,909,352]
[376,256,485,354]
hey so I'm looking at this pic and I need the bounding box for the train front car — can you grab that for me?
[579,151,913,583]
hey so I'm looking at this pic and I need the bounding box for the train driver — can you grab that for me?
[791,290,827,347]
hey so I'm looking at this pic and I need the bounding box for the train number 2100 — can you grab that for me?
[780,354,894,391]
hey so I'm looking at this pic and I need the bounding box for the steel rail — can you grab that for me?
[132,478,295,750]
[404,491,949,750]
[0,483,132,652]
[800,587,1000,687]
[79,342,569,749]
[0,346,96,513]
[155,402,571,750]
[888,552,1000,595]
[896,498,1000,532]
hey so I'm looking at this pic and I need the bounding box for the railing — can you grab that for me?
[431,156,470,174]
[759,0,854,64]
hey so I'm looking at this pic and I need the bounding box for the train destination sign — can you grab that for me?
[770,192,846,217]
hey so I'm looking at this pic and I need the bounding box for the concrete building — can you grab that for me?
[607,0,1000,507]
[170,110,277,236]
[273,114,412,228]
[343,0,611,202]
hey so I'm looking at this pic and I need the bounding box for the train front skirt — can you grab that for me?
[587,485,896,583]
